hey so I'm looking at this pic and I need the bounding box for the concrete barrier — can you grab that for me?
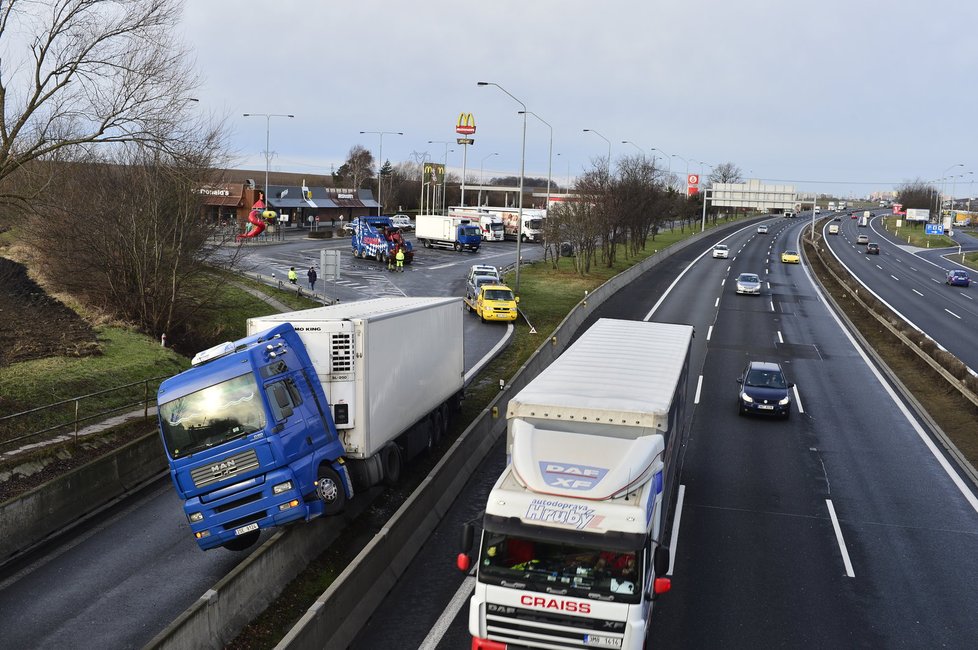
[0,432,165,563]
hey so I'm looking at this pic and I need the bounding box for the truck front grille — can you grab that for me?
[191,449,260,489]
[485,603,625,648]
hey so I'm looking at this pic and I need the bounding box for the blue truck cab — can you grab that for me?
[157,323,352,551]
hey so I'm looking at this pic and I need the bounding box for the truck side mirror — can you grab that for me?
[654,545,670,576]
[457,522,475,572]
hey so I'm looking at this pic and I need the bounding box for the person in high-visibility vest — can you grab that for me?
[287,267,298,284]
[395,246,405,271]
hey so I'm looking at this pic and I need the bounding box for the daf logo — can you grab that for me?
[486,604,517,615]
[211,459,237,478]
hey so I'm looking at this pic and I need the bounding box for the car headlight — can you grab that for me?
[188,512,204,523]
[779,396,790,405]
[273,481,293,495]
[740,392,753,403]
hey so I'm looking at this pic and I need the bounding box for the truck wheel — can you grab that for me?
[383,444,403,486]
[454,241,462,252]
[353,248,362,259]
[378,252,387,266]
[221,530,260,552]
[422,239,431,249]
[316,465,347,516]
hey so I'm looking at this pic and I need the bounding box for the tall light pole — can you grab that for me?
[557,153,572,191]
[478,81,527,293]
[428,140,452,214]
[940,163,964,219]
[360,130,403,215]
[952,171,973,214]
[583,128,612,175]
[243,113,294,224]
[621,140,644,156]
[672,154,690,195]
[520,111,553,211]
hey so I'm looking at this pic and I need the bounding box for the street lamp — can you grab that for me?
[478,81,527,293]
[428,140,452,214]
[583,128,612,175]
[243,113,294,228]
[952,171,973,213]
[557,153,572,191]
[360,130,403,215]
[940,163,964,218]
[672,153,690,195]
[520,111,553,212]
[621,140,644,156]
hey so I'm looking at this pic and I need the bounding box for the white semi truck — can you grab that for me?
[458,318,693,649]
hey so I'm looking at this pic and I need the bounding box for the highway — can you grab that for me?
[821,211,978,370]
[352,216,978,647]
[0,234,541,649]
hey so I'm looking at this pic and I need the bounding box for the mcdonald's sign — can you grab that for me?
[456,112,476,135]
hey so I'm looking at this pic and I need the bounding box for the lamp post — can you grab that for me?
[520,111,553,211]
[480,152,499,206]
[672,154,690,195]
[557,153,572,191]
[621,140,644,156]
[428,140,452,214]
[360,130,403,215]
[940,163,964,219]
[243,113,294,229]
[478,81,527,293]
[952,171,973,214]
[583,128,612,175]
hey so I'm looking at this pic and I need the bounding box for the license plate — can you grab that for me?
[584,634,622,648]
[759,405,774,410]
[234,522,259,536]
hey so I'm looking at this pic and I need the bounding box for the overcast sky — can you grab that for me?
[180,0,977,199]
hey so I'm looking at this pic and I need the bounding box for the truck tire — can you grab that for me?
[316,465,347,516]
[422,239,431,249]
[353,248,362,259]
[378,252,387,266]
[382,444,403,486]
[454,241,462,252]
[222,530,260,552]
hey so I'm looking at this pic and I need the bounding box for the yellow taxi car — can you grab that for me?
[780,250,800,264]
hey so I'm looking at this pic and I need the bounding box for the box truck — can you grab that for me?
[458,318,693,649]
[157,297,464,551]
[415,214,482,251]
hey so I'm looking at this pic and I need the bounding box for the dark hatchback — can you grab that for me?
[737,361,794,418]
[866,242,880,255]
[946,269,971,287]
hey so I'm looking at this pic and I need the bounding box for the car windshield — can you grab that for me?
[739,274,759,283]
[746,368,787,389]
[158,373,266,458]
[478,532,642,604]
[484,289,515,301]
[715,245,727,250]
[784,251,797,256]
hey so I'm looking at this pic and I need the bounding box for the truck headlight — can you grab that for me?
[273,481,293,495]
[740,392,753,403]
[188,512,204,523]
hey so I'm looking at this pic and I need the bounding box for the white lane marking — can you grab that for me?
[694,375,704,404]
[793,385,804,413]
[890,275,899,281]
[931,278,941,284]
[945,309,961,319]
[714,297,720,308]
[826,500,855,578]
[777,331,784,344]
[912,289,924,297]
[961,292,973,301]
[875,265,883,270]
[668,485,686,576]
[419,576,476,650]
[769,300,775,312]
[909,266,917,272]
[707,325,714,341]
[721,278,726,287]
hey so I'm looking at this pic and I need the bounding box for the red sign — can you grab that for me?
[456,112,476,135]
[687,174,699,186]
[688,186,700,196]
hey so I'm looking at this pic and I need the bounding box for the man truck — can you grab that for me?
[156,297,464,551]
[415,214,482,251]
[457,318,693,649]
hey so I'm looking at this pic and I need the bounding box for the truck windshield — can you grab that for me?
[478,533,642,604]
[527,218,543,230]
[158,373,266,459]
[484,289,514,302]
[461,225,481,237]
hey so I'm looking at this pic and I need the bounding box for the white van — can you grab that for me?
[828,224,840,235]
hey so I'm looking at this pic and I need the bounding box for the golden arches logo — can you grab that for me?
[456,112,476,135]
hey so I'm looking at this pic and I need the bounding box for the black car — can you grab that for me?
[737,361,794,418]
[866,242,880,255]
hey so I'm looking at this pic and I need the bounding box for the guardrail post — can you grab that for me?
[144,380,150,419]
[74,399,80,443]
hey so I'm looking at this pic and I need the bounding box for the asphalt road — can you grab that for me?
[821,212,978,370]
[353,216,978,648]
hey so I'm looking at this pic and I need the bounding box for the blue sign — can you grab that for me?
[925,223,944,235]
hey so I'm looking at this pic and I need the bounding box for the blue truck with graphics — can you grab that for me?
[457,318,692,649]
[351,215,414,264]
[156,297,463,551]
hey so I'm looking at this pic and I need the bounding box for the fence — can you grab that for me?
[0,375,167,453]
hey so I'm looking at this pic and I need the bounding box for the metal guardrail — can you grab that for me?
[0,375,168,452]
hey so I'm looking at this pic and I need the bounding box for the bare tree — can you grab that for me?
[0,0,201,214]
[710,162,744,185]
[895,178,937,210]
[335,145,375,190]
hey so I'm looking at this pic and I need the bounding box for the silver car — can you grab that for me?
[736,272,762,295]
